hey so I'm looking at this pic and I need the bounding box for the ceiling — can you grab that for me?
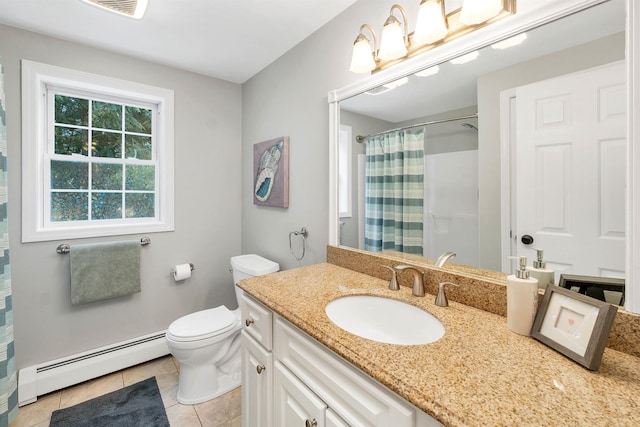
[0,0,357,84]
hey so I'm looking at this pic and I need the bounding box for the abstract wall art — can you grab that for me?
[253,136,289,208]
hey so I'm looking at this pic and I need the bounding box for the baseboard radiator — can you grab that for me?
[17,330,169,406]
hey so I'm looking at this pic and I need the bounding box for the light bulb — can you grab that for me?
[450,50,479,64]
[378,17,408,61]
[415,65,440,77]
[491,33,528,50]
[349,36,376,73]
[413,0,448,46]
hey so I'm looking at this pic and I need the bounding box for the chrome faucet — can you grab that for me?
[434,251,456,267]
[394,265,425,296]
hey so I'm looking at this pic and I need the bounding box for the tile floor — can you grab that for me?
[10,355,241,427]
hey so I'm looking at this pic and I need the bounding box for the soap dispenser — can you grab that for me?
[526,249,555,290]
[507,256,539,336]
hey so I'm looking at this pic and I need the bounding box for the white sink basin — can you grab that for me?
[325,295,444,345]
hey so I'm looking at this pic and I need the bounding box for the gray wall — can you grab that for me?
[0,24,242,369]
[241,1,401,270]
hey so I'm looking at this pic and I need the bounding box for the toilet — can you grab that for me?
[165,254,279,404]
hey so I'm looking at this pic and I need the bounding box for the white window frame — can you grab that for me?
[22,60,175,242]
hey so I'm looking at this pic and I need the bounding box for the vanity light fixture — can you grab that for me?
[413,0,448,46]
[349,24,378,73]
[349,0,516,74]
[450,50,479,64]
[414,65,440,77]
[491,32,528,49]
[378,4,410,61]
[80,0,149,19]
[459,0,503,25]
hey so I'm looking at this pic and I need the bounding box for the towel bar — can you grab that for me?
[56,237,151,254]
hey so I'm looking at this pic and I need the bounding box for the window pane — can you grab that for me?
[125,135,152,160]
[126,165,155,191]
[51,160,88,189]
[92,101,122,130]
[125,106,152,134]
[55,126,89,155]
[91,192,122,219]
[92,131,122,158]
[55,95,88,126]
[92,163,123,190]
[126,193,154,218]
[51,192,88,221]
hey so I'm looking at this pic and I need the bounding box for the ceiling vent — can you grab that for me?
[81,0,148,19]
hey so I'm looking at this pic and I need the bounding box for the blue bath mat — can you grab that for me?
[49,376,169,427]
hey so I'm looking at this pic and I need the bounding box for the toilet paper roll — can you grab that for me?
[173,263,192,281]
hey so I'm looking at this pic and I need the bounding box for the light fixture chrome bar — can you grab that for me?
[356,113,478,143]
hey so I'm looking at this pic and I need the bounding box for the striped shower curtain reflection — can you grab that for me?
[364,129,425,255]
[0,58,18,425]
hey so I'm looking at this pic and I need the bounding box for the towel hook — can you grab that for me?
[289,227,308,260]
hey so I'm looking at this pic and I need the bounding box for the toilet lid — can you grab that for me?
[167,306,237,342]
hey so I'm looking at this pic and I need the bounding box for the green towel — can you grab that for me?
[70,241,141,305]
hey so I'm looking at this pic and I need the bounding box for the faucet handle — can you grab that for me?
[381,265,400,291]
[435,282,459,307]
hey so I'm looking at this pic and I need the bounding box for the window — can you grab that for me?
[22,60,174,242]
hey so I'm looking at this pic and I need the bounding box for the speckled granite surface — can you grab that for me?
[327,245,640,358]
[238,259,640,426]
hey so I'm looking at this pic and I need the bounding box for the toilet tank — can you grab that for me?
[230,254,279,284]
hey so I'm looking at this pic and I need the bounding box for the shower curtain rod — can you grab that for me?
[355,113,478,143]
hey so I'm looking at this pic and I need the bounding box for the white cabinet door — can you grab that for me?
[327,409,350,427]
[242,330,273,427]
[274,362,327,427]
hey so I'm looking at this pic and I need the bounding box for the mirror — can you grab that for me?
[333,0,628,304]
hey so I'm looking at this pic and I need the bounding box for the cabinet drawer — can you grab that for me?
[241,294,273,350]
[274,316,415,427]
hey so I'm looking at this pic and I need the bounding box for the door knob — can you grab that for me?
[245,318,254,327]
[521,234,534,245]
[305,419,317,427]
[256,364,265,374]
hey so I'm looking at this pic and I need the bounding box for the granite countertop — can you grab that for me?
[237,262,640,426]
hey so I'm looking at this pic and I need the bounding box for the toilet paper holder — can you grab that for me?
[170,263,195,275]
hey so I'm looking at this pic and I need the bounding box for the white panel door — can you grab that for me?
[515,61,626,280]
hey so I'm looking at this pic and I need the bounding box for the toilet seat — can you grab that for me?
[167,306,238,342]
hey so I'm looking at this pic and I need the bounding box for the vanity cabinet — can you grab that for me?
[241,294,274,427]
[240,293,442,427]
